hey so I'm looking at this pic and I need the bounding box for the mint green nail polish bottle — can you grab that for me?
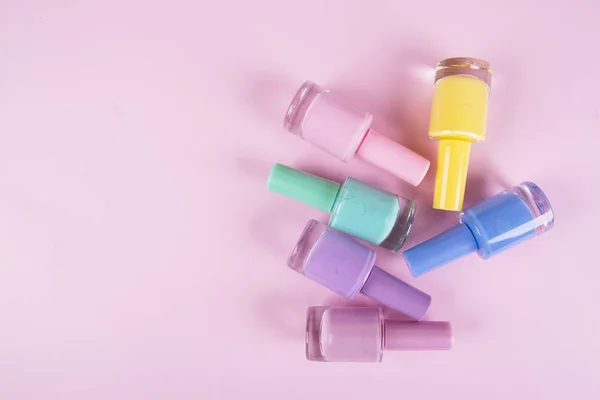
[267,163,416,251]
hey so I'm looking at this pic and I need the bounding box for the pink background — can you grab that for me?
[1,1,599,399]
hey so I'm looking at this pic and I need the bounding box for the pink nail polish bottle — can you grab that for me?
[306,306,452,363]
[284,81,430,186]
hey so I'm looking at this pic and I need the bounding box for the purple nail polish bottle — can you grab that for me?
[288,220,432,320]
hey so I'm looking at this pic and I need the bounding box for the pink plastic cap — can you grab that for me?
[356,130,430,186]
[384,320,453,350]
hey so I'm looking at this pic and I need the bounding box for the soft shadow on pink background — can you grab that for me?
[0,1,598,399]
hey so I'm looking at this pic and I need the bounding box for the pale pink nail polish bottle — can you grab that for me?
[306,306,452,363]
[284,81,430,186]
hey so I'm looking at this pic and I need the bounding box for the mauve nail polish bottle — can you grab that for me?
[288,220,431,320]
[305,306,452,363]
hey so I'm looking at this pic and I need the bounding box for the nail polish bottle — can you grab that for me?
[305,306,452,363]
[268,163,416,251]
[404,182,554,277]
[289,220,431,320]
[284,81,430,186]
[429,57,492,211]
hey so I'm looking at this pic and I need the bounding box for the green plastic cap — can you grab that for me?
[267,163,341,213]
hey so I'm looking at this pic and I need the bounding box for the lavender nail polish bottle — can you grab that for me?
[288,220,432,320]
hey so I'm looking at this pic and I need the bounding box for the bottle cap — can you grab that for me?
[384,321,453,350]
[436,57,492,86]
[355,130,430,186]
[403,223,478,277]
[360,266,431,320]
[267,164,341,213]
[433,139,471,211]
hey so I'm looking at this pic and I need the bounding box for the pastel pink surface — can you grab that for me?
[0,1,599,400]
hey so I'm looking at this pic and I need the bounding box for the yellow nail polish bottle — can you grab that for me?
[429,57,492,211]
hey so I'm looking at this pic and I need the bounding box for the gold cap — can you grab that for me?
[435,57,492,87]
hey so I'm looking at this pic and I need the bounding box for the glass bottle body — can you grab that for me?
[330,178,416,251]
[461,181,554,259]
[306,306,384,363]
[285,81,369,161]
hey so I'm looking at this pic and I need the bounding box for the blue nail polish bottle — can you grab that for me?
[403,182,554,276]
